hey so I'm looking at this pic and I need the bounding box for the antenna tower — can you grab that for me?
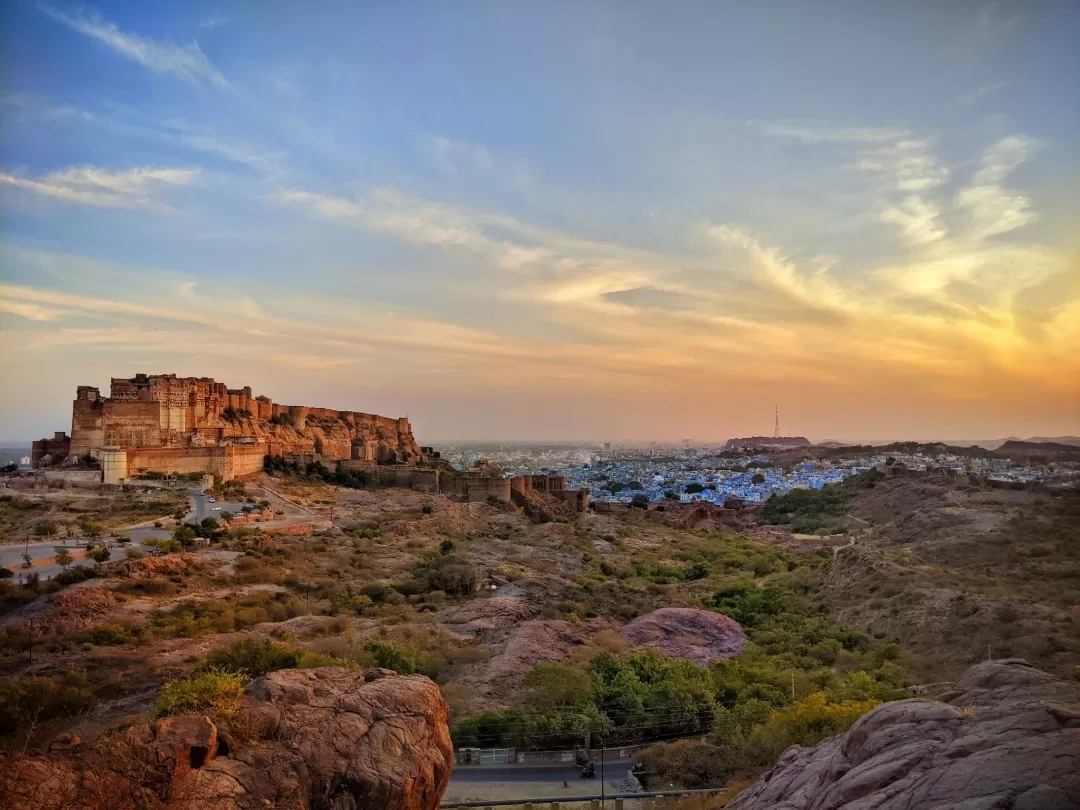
[774,405,779,438]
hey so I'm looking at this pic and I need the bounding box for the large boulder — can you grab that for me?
[0,667,453,810]
[621,607,747,665]
[728,658,1080,810]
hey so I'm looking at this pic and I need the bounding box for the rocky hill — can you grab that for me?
[223,410,422,462]
[0,667,453,810]
[728,658,1080,810]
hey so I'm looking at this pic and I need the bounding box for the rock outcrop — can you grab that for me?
[729,658,1080,810]
[620,608,747,665]
[0,667,453,810]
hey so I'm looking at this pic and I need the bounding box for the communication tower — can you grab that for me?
[774,405,780,438]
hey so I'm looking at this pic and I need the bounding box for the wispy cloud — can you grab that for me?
[198,15,229,30]
[956,136,1039,240]
[40,4,229,88]
[958,81,1009,105]
[879,196,948,246]
[762,123,909,144]
[0,298,69,322]
[42,104,282,172]
[857,139,949,193]
[0,165,199,208]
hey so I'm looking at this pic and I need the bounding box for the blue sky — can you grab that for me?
[1,0,1078,442]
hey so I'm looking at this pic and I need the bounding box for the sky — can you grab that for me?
[1,1,1078,444]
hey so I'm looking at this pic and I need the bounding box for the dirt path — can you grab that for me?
[829,540,855,557]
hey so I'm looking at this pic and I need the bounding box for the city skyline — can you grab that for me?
[2,2,1078,442]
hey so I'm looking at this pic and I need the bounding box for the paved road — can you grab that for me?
[1,488,250,581]
[450,761,631,784]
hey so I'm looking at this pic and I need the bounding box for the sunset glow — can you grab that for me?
[1,2,1077,442]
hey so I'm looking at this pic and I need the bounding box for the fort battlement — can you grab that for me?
[42,373,422,482]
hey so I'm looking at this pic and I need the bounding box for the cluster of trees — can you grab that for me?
[452,645,900,757]
[263,455,373,489]
[759,485,850,533]
[453,577,910,760]
[268,412,295,427]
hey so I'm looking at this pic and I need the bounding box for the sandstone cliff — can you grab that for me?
[728,658,1080,810]
[224,411,422,463]
[0,667,452,810]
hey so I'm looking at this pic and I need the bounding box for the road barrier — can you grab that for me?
[440,788,729,808]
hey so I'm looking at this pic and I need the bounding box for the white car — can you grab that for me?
[211,506,222,511]
[208,497,216,503]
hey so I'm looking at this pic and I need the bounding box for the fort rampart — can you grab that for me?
[42,372,422,482]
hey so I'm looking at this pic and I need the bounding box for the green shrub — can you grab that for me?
[154,669,247,718]
[0,670,96,734]
[362,639,420,674]
[204,636,342,677]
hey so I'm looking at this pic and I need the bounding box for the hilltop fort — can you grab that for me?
[29,373,590,511]
[32,373,422,482]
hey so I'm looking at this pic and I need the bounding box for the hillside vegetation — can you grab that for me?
[0,469,1076,796]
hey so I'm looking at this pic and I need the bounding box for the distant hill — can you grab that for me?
[995,439,1080,459]
[725,436,810,450]
[1025,435,1080,446]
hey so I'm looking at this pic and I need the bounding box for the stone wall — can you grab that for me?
[101,401,161,448]
[31,432,71,469]
[70,390,105,457]
[114,444,264,483]
[440,475,512,502]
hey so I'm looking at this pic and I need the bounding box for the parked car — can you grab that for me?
[208,497,216,503]
[211,506,221,511]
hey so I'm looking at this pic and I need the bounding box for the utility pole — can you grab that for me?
[600,732,605,809]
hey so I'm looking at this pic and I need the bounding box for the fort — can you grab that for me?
[31,372,590,511]
[34,373,422,482]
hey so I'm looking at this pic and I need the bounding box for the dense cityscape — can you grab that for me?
[435,442,1080,504]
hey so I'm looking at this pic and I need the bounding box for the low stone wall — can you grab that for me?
[223,508,275,526]
[261,522,314,536]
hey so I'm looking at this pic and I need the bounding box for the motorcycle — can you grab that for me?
[579,762,596,778]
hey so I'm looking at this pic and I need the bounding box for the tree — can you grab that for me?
[22,554,32,569]
[172,525,197,546]
[0,567,14,579]
[78,520,104,542]
[752,473,766,484]
[25,572,41,592]
[523,663,595,712]
[87,546,111,563]
[55,550,74,568]
[631,494,650,509]
[220,511,234,521]
[664,491,679,500]
[33,520,59,537]
[685,483,705,494]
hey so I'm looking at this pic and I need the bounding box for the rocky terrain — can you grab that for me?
[620,607,746,665]
[0,666,453,810]
[1,469,1077,808]
[816,475,1080,678]
[223,410,422,462]
[728,658,1080,810]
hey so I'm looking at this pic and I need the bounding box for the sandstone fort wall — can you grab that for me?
[58,373,421,480]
